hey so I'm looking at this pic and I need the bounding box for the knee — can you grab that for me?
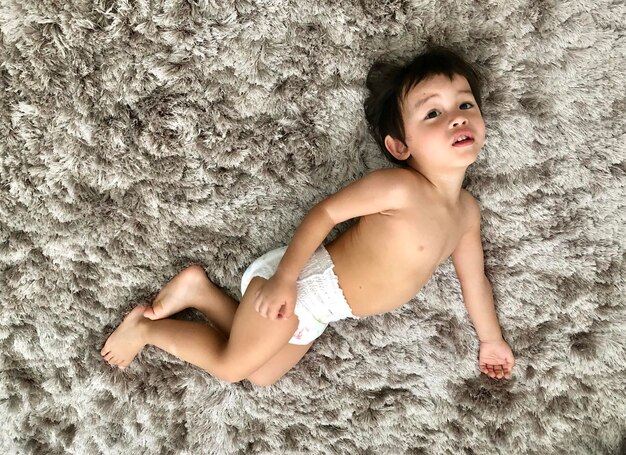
[247,376,277,387]
[213,359,247,384]
[246,369,287,387]
[220,370,248,384]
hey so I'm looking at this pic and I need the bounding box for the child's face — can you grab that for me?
[387,73,485,168]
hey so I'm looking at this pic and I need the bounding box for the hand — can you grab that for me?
[253,274,297,321]
[478,339,515,380]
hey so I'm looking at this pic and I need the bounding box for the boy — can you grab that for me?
[101,46,515,386]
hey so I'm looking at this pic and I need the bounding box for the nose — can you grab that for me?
[451,116,468,128]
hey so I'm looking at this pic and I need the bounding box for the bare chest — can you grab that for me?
[325,195,468,317]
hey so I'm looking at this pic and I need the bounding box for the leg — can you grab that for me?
[246,341,315,386]
[143,265,238,338]
[219,276,302,382]
[101,276,300,383]
[150,266,316,385]
[100,305,230,375]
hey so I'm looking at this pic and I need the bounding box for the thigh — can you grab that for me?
[246,340,315,386]
[223,276,300,381]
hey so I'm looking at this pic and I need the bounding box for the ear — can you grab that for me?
[384,135,410,160]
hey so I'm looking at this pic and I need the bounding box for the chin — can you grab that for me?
[453,143,480,154]
[455,147,480,164]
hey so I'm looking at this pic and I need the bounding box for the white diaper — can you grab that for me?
[240,245,360,345]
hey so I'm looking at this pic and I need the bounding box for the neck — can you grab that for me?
[406,157,466,206]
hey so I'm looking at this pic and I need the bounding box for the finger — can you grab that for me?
[486,364,496,378]
[268,304,280,321]
[508,356,516,369]
[275,304,287,321]
[503,362,513,379]
[280,306,290,319]
[280,304,293,320]
[493,365,504,379]
[479,364,489,375]
[255,293,265,313]
[273,306,283,321]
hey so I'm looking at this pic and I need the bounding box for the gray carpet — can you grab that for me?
[1,0,624,454]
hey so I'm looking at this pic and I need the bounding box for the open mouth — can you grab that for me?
[452,137,475,146]
[452,132,475,146]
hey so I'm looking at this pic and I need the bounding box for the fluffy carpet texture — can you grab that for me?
[0,0,624,453]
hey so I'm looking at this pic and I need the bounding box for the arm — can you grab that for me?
[452,195,515,379]
[460,275,503,342]
[274,204,335,280]
[451,196,502,342]
[274,168,412,281]
[256,168,411,320]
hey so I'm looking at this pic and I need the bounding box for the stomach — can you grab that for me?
[324,216,443,317]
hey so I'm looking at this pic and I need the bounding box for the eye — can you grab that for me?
[424,102,474,120]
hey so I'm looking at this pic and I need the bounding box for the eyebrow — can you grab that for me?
[414,89,474,110]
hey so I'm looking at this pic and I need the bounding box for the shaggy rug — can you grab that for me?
[0,0,624,454]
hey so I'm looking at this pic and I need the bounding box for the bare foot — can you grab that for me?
[143,264,212,320]
[101,305,149,369]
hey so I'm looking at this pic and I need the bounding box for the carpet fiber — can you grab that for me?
[1,0,624,454]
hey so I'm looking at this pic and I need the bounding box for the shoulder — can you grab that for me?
[321,167,418,223]
[371,166,418,182]
[460,189,481,230]
[365,167,422,212]
[368,167,418,196]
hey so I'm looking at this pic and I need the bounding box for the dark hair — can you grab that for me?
[364,46,484,166]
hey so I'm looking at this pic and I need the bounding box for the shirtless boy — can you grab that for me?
[101,46,516,386]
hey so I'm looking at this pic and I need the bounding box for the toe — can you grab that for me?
[143,306,156,319]
[152,301,164,316]
[104,352,114,361]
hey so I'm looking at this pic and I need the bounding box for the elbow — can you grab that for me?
[460,273,491,295]
[313,203,336,229]
[477,274,492,290]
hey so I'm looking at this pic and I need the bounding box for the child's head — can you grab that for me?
[364,46,485,169]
